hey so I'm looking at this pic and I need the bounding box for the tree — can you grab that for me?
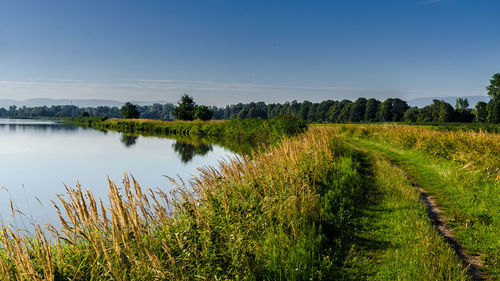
[120,102,140,119]
[487,73,500,99]
[364,98,380,122]
[349,98,367,122]
[392,99,409,122]
[404,107,419,123]
[173,94,196,120]
[487,99,500,123]
[455,98,469,112]
[194,105,214,121]
[486,73,500,123]
[81,111,90,117]
[438,101,454,122]
[299,101,312,121]
[454,98,474,122]
[474,101,488,123]
[377,98,394,122]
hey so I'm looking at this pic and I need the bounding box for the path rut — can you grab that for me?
[400,169,489,281]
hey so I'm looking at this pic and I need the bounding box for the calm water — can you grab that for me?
[0,119,236,228]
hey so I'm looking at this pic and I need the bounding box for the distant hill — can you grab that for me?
[0,98,173,109]
[407,95,490,108]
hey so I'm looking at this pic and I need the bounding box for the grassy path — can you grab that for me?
[341,143,469,280]
[401,169,488,281]
[342,135,499,280]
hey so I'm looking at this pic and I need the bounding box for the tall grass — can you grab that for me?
[0,127,368,280]
[335,124,500,177]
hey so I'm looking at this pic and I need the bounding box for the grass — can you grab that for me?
[64,116,308,149]
[332,124,500,279]
[0,127,371,280]
[341,147,469,280]
[1,121,494,280]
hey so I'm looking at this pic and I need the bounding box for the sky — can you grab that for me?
[0,0,499,106]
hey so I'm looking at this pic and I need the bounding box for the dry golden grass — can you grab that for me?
[0,127,337,280]
[334,124,500,177]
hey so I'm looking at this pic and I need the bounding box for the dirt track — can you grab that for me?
[400,169,489,281]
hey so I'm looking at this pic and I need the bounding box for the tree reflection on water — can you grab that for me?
[120,134,139,147]
[172,141,213,163]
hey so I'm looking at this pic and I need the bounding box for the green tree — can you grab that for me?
[487,73,500,123]
[173,94,196,120]
[392,98,409,121]
[364,98,380,122]
[487,73,500,99]
[377,98,394,122]
[474,101,488,123]
[438,101,454,122]
[455,98,469,112]
[120,102,140,119]
[349,98,367,122]
[298,101,312,121]
[194,105,214,121]
[487,99,500,123]
[404,107,419,123]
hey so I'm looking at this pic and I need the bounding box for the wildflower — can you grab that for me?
[496,174,500,183]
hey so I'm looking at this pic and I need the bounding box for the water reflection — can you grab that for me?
[120,134,138,147]
[0,121,79,134]
[0,119,236,227]
[172,141,213,163]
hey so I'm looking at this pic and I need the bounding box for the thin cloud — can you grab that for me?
[0,78,481,106]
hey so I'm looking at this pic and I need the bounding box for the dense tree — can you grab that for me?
[438,101,454,122]
[349,98,367,122]
[120,102,140,119]
[298,101,312,121]
[316,100,335,122]
[486,73,500,123]
[474,101,488,123]
[364,98,380,122]
[307,104,318,122]
[404,107,419,123]
[337,101,353,123]
[392,99,409,122]
[487,73,500,99]
[487,99,500,123]
[378,98,394,122]
[173,94,196,121]
[194,105,214,121]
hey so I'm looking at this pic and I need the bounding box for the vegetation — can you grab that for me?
[2,72,500,124]
[2,120,498,280]
[172,94,214,121]
[0,127,370,280]
[487,73,500,123]
[172,94,196,121]
[120,102,140,119]
[342,146,468,280]
[64,116,308,148]
[333,124,500,278]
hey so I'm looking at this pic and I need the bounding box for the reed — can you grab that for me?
[0,126,367,280]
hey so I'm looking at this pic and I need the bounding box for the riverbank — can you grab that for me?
[64,116,308,148]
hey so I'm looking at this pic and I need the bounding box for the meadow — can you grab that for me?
[0,120,498,280]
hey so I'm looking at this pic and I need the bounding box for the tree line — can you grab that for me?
[1,73,499,123]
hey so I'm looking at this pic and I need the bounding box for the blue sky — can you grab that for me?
[0,0,498,105]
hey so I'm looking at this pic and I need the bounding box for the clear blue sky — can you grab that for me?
[0,0,498,105]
